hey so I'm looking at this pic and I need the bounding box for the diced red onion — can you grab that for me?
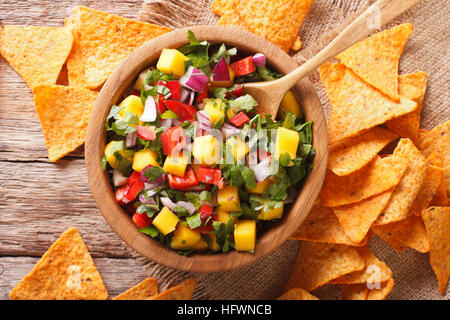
[126,131,137,148]
[140,96,157,122]
[139,193,156,205]
[221,123,242,138]
[247,150,258,166]
[159,119,172,130]
[252,53,266,67]
[144,188,159,198]
[183,143,193,153]
[113,169,128,187]
[160,197,176,210]
[175,201,196,215]
[180,88,191,103]
[172,119,182,127]
[251,156,272,182]
[211,57,230,82]
[197,111,211,129]
[179,66,208,92]
[189,90,195,105]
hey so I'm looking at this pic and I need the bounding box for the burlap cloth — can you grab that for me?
[129,0,450,300]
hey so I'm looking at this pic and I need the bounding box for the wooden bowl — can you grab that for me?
[85,26,328,273]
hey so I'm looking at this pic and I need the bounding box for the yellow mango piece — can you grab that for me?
[171,223,202,250]
[208,234,221,251]
[246,178,271,194]
[104,140,134,173]
[216,208,235,224]
[190,239,209,251]
[152,206,179,235]
[275,127,299,162]
[279,90,302,118]
[119,95,145,119]
[132,149,159,172]
[192,135,222,165]
[226,136,249,162]
[234,220,256,251]
[162,153,189,177]
[209,68,235,88]
[258,201,284,220]
[218,186,240,212]
[156,49,189,78]
[226,107,236,120]
[204,99,226,126]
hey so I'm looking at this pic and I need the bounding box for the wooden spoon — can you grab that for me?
[245,0,421,118]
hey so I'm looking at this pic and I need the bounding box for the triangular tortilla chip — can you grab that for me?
[386,71,428,141]
[372,215,430,253]
[332,190,394,243]
[367,278,395,300]
[33,85,98,162]
[331,247,392,285]
[410,153,444,215]
[113,278,159,300]
[147,279,197,300]
[340,284,368,300]
[431,173,449,207]
[9,228,107,300]
[327,69,417,144]
[328,127,397,176]
[417,120,450,197]
[66,6,170,89]
[277,287,319,300]
[320,155,408,207]
[0,25,73,89]
[375,139,427,225]
[285,242,365,292]
[421,207,450,294]
[336,24,413,101]
[319,62,347,107]
[291,205,367,246]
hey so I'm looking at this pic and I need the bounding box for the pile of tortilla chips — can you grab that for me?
[211,0,313,52]
[283,23,449,299]
[9,227,196,300]
[0,6,170,162]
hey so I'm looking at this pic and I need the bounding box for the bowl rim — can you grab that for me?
[85,25,328,273]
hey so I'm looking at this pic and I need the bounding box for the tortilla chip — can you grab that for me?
[367,278,395,300]
[0,25,73,89]
[147,279,197,300]
[319,62,346,107]
[112,278,158,300]
[291,205,367,246]
[421,207,450,294]
[218,0,313,52]
[386,72,428,141]
[277,287,319,300]
[336,24,413,101]
[332,190,393,243]
[320,155,408,207]
[33,84,98,162]
[9,228,107,300]
[340,284,368,300]
[328,127,397,176]
[372,215,430,253]
[331,247,392,284]
[431,174,449,207]
[211,0,234,15]
[66,6,170,89]
[410,153,444,215]
[285,242,365,292]
[375,139,427,225]
[327,69,417,144]
[416,120,450,197]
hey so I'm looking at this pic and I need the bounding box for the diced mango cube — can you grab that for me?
[234,220,256,251]
[163,153,189,177]
[119,95,145,119]
[226,107,236,120]
[258,201,284,220]
[152,206,179,235]
[246,178,271,194]
[171,223,202,250]
[218,186,240,212]
[104,140,134,173]
[156,49,189,78]
[226,136,249,162]
[190,239,209,251]
[204,99,225,126]
[132,149,159,172]
[208,234,221,251]
[275,127,299,162]
[216,208,236,224]
[279,90,302,118]
[192,135,222,165]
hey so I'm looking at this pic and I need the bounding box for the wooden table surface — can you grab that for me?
[0,0,152,299]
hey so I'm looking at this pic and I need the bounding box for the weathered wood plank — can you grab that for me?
[0,256,149,299]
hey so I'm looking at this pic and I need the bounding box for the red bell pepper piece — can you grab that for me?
[230,56,255,77]
[165,100,197,122]
[160,126,187,156]
[155,94,166,114]
[132,212,150,228]
[136,125,156,141]
[155,80,181,100]
[229,112,250,128]
[125,180,145,201]
[194,205,215,233]
[127,171,141,185]
[115,184,130,205]
[196,87,208,103]
[196,167,224,188]
[167,168,198,190]
[231,85,243,98]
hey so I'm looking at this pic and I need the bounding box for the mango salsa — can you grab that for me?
[152,206,179,235]
[163,153,189,177]
[275,127,300,163]
[192,135,222,165]
[258,201,284,220]
[171,224,206,250]
[226,136,249,162]
[104,140,134,173]
[234,220,256,251]
[156,49,189,78]
[279,90,302,118]
[218,186,240,212]
[204,99,225,126]
[132,149,159,172]
[119,95,145,119]
[246,178,271,194]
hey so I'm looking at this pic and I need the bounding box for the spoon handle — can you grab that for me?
[278,0,421,91]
